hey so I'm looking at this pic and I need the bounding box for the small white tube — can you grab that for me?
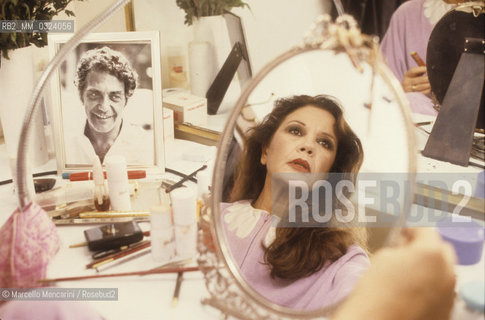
[105,155,131,211]
[188,41,215,97]
[174,224,197,259]
[170,187,197,226]
[93,156,109,211]
[170,187,197,259]
[150,204,175,262]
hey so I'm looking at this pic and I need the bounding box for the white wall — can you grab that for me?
[134,0,330,88]
[232,0,328,73]
[31,0,127,81]
[29,0,332,92]
[73,0,127,32]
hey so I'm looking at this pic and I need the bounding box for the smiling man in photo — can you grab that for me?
[74,46,138,163]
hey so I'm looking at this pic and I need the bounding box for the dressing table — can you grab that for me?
[0,138,219,320]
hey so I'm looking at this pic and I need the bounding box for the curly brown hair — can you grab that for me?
[74,46,138,102]
[230,95,366,280]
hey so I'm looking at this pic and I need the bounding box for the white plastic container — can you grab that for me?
[105,155,131,211]
[92,156,109,211]
[188,41,215,98]
[150,204,175,262]
[168,45,189,89]
[174,224,197,259]
[162,91,207,126]
[170,187,197,258]
[170,187,197,226]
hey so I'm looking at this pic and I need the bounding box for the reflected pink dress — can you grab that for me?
[222,201,370,310]
[380,0,455,115]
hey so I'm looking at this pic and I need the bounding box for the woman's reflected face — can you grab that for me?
[261,105,338,174]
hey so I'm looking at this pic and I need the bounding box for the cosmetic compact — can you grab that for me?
[83,220,144,251]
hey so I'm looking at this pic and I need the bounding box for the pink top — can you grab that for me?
[222,201,370,310]
[380,0,437,115]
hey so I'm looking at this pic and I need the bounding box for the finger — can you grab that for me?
[421,88,431,95]
[402,79,412,92]
[416,83,431,92]
[406,66,427,77]
[402,73,429,92]
[405,227,442,245]
[405,228,457,271]
[442,242,457,266]
[411,82,431,93]
[404,86,413,93]
[402,79,418,93]
[414,76,430,85]
[406,84,419,93]
[400,228,415,243]
[398,227,428,245]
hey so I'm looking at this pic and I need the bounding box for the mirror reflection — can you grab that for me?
[223,94,369,310]
[216,49,414,311]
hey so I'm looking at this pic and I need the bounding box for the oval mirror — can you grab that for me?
[199,15,417,319]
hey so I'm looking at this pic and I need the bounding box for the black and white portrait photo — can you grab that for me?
[48,32,163,171]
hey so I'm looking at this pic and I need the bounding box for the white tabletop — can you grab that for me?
[47,225,220,320]
[0,138,223,319]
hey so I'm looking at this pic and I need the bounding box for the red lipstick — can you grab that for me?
[288,158,310,173]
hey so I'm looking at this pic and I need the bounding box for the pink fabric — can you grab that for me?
[380,0,438,116]
[222,201,370,310]
[0,202,60,288]
[380,0,432,82]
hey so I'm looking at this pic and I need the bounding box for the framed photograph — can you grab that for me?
[48,31,164,173]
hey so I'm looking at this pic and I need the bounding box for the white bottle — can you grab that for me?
[171,187,197,226]
[105,155,131,211]
[174,223,197,259]
[168,45,189,89]
[92,156,110,211]
[150,204,175,262]
[188,41,215,97]
[170,187,197,258]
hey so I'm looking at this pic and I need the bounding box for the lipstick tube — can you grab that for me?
[65,170,146,181]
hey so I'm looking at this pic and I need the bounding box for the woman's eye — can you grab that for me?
[318,139,333,149]
[288,126,302,136]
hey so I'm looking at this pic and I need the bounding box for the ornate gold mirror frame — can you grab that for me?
[198,14,417,319]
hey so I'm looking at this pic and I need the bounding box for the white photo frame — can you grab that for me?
[48,31,164,173]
